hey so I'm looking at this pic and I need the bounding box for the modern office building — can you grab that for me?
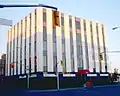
[6,8,109,76]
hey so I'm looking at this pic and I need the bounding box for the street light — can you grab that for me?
[112,26,120,30]
[55,60,64,90]
[0,4,60,28]
[0,4,57,10]
[0,18,12,26]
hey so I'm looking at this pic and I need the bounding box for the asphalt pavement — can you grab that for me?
[1,84,120,96]
[25,84,120,96]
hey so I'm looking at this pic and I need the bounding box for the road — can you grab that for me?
[1,84,120,96]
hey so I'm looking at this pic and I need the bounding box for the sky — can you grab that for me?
[0,0,120,72]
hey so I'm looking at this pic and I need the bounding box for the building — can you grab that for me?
[0,54,6,76]
[0,59,2,75]
[6,8,109,76]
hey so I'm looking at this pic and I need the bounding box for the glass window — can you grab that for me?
[61,17,64,26]
[43,56,47,68]
[90,22,92,32]
[83,20,86,31]
[34,41,37,56]
[77,59,80,67]
[43,66,47,72]
[69,18,72,27]
[43,41,47,51]
[43,12,46,22]
[76,33,81,45]
[70,32,73,43]
[71,58,74,71]
[43,51,47,56]
[62,35,65,40]
[35,32,37,41]
[53,56,57,66]
[71,45,74,53]
[53,30,56,43]
[77,45,81,56]
[75,21,80,29]
[62,44,65,53]
[43,26,47,41]
[53,43,57,52]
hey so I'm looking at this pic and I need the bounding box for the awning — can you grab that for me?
[77,69,90,74]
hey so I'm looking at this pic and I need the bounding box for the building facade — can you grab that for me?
[6,8,109,76]
[0,54,6,76]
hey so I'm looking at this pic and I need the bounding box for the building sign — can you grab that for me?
[19,74,37,79]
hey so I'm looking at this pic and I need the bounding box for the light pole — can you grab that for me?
[0,18,12,26]
[112,26,120,30]
[55,60,64,90]
[25,65,32,89]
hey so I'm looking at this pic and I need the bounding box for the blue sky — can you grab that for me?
[0,0,120,71]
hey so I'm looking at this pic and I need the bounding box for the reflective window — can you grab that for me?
[43,56,47,72]
[43,12,46,22]
[83,20,86,31]
[43,41,47,51]
[43,26,47,41]
[69,18,72,27]
[53,43,57,52]
[61,17,64,26]
[75,21,80,29]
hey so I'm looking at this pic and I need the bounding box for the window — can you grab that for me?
[62,44,65,53]
[75,21,80,29]
[62,30,65,43]
[43,26,47,41]
[43,41,47,51]
[20,60,22,74]
[35,9,37,32]
[53,43,57,52]
[34,32,37,56]
[35,32,37,41]
[53,56,57,71]
[71,58,74,71]
[43,66,47,72]
[24,59,26,73]
[77,45,81,56]
[34,41,37,56]
[90,22,92,32]
[83,20,86,31]
[71,45,74,54]
[43,12,46,22]
[61,17,64,26]
[43,56,47,71]
[70,32,73,43]
[69,18,72,27]
[96,24,99,38]
[43,51,47,56]
[29,43,31,56]
[53,29,56,43]
[76,33,81,45]
[34,56,37,72]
